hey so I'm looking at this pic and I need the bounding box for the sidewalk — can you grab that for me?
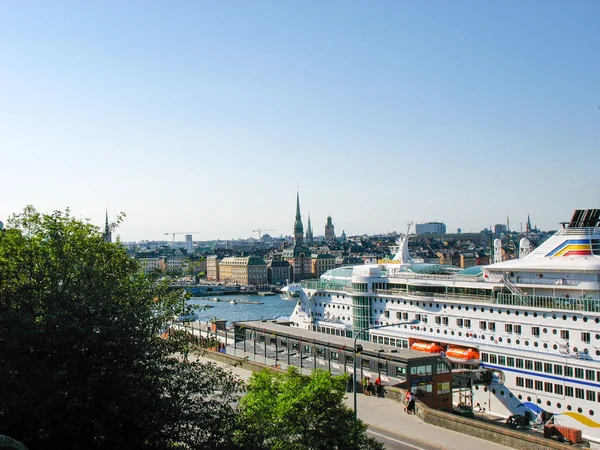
[191,352,511,450]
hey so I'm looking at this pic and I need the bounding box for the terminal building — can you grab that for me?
[416,222,447,235]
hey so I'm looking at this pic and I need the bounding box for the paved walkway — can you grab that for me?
[190,352,511,450]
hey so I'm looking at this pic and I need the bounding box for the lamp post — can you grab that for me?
[353,320,419,422]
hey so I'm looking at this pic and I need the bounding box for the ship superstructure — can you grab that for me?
[289,209,600,447]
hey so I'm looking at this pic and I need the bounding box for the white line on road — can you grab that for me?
[367,430,426,450]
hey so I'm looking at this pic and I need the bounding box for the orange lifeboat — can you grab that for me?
[445,347,480,364]
[411,342,445,353]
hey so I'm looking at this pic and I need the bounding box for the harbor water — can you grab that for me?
[188,294,296,327]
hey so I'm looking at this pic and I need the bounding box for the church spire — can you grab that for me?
[293,190,304,244]
[103,210,112,243]
[306,213,313,244]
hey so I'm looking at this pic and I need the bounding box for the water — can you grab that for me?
[188,294,296,327]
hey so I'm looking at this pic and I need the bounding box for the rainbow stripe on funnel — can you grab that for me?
[546,239,592,257]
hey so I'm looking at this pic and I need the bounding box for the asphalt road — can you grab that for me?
[367,424,446,450]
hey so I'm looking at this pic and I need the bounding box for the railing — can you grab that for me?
[496,293,600,312]
[386,269,485,283]
[557,227,599,236]
[301,279,351,292]
[375,289,495,303]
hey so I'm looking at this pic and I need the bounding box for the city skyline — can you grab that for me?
[1,1,599,241]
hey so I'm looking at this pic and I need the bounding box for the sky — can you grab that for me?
[1,1,599,241]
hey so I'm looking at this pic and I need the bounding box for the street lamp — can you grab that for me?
[353,320,419,422]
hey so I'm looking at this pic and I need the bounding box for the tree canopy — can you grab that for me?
[235,367,384,450]
[0,207,243,449]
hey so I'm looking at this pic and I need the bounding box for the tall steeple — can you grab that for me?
[293,190,304,244]
[306,213,313,244]
[103,210,112,243]
[526,214,532,236]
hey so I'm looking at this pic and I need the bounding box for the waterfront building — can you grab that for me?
[218,256,268,286]
[267,259,292,285]
[103,211,111,243]
[138,257,166,274]
[165,257,189,273]
[311,253,336,278]
[282,192,312,281]
[416,222,446,235]
[324,216,335,242]
[206,255,222,281]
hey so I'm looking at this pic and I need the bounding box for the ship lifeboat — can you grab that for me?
[411,342,445,353]
[445,347,481,365]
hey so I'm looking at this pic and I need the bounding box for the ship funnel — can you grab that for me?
[493,239,502,264]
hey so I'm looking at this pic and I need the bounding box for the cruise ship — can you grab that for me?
[289,209,600,447]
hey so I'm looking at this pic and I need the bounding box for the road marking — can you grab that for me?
[367,430,426,449]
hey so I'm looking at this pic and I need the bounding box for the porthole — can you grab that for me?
[562,315,567,320]
[547,401,551,406]
[430,328,433,333]
[525,341,529,346]
[596,334,600,340]
[583,317,588,322]
[543,343,548,349]
[553,344,558,350]
[590,410,595,416]
[584,348,589,354]
[552,314,557,319]
[553,329,557,335]
[516,339,520,345]
[490,336,494,341]
[543,328,547,333]
[492,389,496,394]
[466,306,469,311]
[436,304,440,308]
[429,303,433,307]
[518,394,522,400]
[578,407,583,413]
[596,350,600,356]
[509,393,513,398]
[507,338,511,344]
[596,318,599,324]
[498,310,502,314]
[527,396,531,402]
[534,342,538,347]
[444,330,448,334]
[533,312,537,318]
[475,385,479,390]
[443,304,446,308]
[506,310,511,316]
[473,334,478,339]
[410,301,413,306]
[458,306,462,310]
[484,387,488,392]
[451,305,454,309]
[404,300,407,305]
[458,332,462,337]
[573,347,578,353]
[490,308,494,313]
[515,311,519,316]
[537,399,541,404]
[543,313,547,318]
[416,302,419,306]
[557,403,561,409]
[500,390,505,396]
[499,337,503,342]
[481,307,484,312]
[524,311,528,317]
[451,331,455,336]
[567,405,572,411]
[573,316,577,322]
[436,329,440,333]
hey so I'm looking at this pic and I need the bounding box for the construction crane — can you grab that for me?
[252,228,274,239]
[164,232,202,242]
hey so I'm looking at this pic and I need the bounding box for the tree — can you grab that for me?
[235,367,384,450]
[0,207,244,449]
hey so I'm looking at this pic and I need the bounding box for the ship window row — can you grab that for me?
[515,377,599,402]
[476,385,598,415]
[482,352,600,381]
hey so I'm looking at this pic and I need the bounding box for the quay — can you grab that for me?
[173,319,575,450]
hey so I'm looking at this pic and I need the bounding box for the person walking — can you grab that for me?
[407,392,416,415]
[404,390,411,413]
[375,376,383,398]
[363,376,370,396]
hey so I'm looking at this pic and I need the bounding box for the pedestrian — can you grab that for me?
[407,392,415,414]
[363,376,370,396]
[183,343,189,362]
[375,376,383,398]
[404,390,411,413]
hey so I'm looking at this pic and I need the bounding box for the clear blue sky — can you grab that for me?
[1,1,599,241]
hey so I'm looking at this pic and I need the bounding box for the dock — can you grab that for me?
[257,291,275,296]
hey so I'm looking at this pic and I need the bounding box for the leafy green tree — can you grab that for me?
[0,207,243,449]
[235,367,383,450]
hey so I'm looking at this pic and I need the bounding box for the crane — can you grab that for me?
[252,228,274,239]
[164,232,202,242]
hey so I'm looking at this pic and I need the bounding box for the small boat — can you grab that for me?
[445,347,481,364]
[411,341,444,353]
[229,300,237,305]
